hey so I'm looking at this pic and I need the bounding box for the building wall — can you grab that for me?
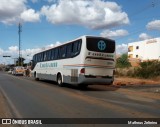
[128,38,160,61]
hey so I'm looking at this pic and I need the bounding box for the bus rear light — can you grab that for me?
[80,68,85,74]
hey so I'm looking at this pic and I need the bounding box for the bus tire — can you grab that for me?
[57,73,63,87]
[34,72,39,81]
[109,80,114,85]
[78,84,88,89]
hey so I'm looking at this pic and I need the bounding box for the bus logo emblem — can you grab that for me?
[98,40,106,51]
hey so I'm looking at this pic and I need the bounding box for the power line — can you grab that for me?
[114,0,160,41]
[129,0,160,18]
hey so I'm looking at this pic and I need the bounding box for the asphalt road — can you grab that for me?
[0,71,160,127]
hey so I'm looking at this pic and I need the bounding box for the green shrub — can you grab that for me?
[134,60,160,78]
[116,54,131,68]
[115,67,135,77]
[116,60,160,79]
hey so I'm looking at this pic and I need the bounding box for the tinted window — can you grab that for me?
[44,52,47,61]
[66,43,72,57]
[51,49,55,60]
[33,39,82,62]
[33,55,35,61]
[71,40,82,56]
[59,45,66,58]
[54,48,59,59]
[40,53,44,62]
[37,54,40,62]
[86,37,115,53]
[46,50,51,61]
[34,55,36,62]
[40,53,43,62]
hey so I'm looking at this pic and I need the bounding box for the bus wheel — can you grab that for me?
[57,74,63,87]
[34,72,39,81]
[78,84,88,89]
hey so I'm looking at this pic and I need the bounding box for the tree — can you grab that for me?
[16,57,25,66]
[116,54,131,68]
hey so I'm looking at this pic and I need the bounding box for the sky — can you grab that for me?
[0,0,160,64]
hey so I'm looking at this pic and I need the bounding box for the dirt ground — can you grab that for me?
[0,91,12,118]
[0,90,20,127]
[0,90,13,127]
[114,77,160,86]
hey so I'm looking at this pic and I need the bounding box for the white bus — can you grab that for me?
[31,35,115,87]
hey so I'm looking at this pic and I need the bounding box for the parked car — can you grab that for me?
[12,66,24,76]
[7,69,13,74]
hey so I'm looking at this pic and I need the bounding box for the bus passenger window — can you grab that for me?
[44,52,47,61]
[77,40,81,51]
[37,54,40,62]
[39,53,42,62]
[73,41,79,55]
[66,44,72,58]
[51,49,55,60]
[55,48,59,59]
[41,53,44,62]
[47,50,51,61]
[61,45,66,58]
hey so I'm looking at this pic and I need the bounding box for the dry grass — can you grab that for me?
[114,77,160,86]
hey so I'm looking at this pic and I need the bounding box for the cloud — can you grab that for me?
[100,29,128,39]
[45,41,61,49]
[146,20,160,30]
[1,47,42,63]
[139,33,152,40]
[20,9,40,22]
[0,0,26,24]
[116,43,128,55]
[0,0,40,24]
[0,41,62,64]
[30,0,58,3]
[47,0,58,3]
[8,46,18,52]
[0,48,4,55]
[30,0,38,3]
[41,0,129,29]
[0,46,18,56]
[2,46,19,57]
[22,41,62,62]
[21,48,42,62]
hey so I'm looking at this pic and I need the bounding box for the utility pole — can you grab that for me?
[18,23,22,66]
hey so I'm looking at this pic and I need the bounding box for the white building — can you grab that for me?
[128,37,160,61]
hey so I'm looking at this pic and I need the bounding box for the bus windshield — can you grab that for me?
[86,37,115,53]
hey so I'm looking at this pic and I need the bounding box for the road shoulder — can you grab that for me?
[0,90,13,118]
